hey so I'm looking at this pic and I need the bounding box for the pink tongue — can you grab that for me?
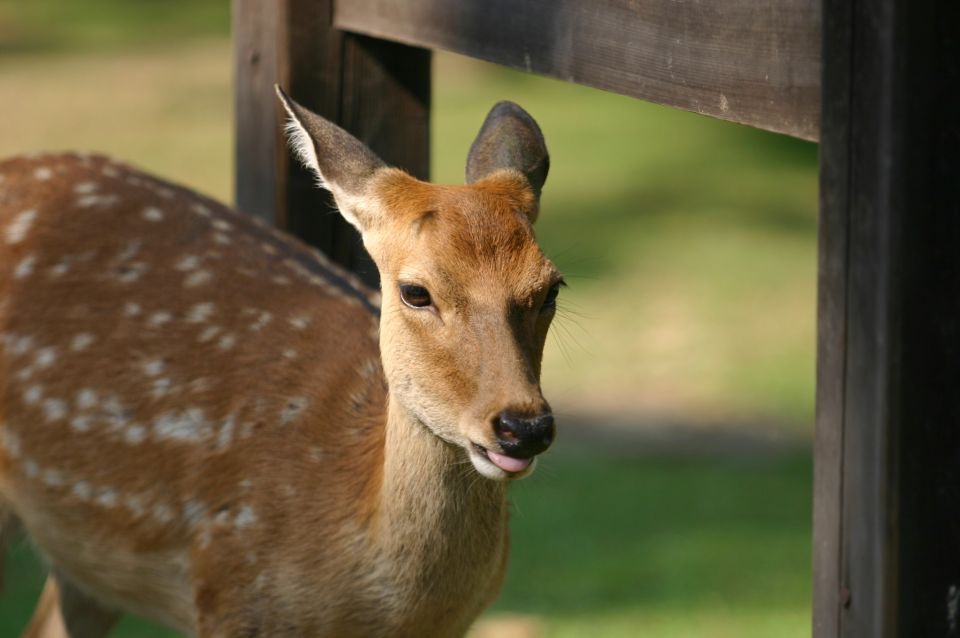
[486,450,533,473]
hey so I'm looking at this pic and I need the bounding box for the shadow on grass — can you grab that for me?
[496,444,812,624]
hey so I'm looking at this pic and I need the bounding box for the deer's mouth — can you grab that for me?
[469,443,536,480]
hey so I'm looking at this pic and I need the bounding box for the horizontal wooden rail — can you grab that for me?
[334,0,821,141]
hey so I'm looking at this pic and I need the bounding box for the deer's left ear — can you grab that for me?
[275,85,385,232]
[465,101,550,209]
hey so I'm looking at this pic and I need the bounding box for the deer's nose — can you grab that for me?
[493,411,555,458]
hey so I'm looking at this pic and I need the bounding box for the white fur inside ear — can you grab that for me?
[281,107,326,189]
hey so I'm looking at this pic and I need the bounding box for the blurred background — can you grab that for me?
[0,1,817,636]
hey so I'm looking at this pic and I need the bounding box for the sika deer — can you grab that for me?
[0,89,561,637]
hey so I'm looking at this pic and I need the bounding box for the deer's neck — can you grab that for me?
[371,396,508,624]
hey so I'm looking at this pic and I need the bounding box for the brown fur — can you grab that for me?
[0,151,558,636]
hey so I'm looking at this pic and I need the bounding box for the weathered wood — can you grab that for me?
[334,0,820,141]
[233,0,430,285]
[814,0,960,635]
[811,0,850,630]
[233,0,280,226]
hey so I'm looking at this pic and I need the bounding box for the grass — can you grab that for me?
[0,4,817,636]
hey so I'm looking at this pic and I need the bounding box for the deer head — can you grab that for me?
[277,87,561,480]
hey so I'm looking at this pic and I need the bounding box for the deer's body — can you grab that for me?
[0,94,557,637]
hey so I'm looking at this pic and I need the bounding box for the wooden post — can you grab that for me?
[814,0,960,635]
[233,0,431,286]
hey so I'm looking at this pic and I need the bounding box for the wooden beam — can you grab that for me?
[334,0,820,140]
[233,0,430,285]
[814,0,960,634]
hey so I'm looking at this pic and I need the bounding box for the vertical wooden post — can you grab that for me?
[814,0,960,635]
[233,0,431,286]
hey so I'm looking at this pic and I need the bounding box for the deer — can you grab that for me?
[0,87,561,637]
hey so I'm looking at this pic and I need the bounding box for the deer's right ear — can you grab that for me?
[275,85,385,232]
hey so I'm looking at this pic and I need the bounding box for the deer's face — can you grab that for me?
[278,90,557,480]
[363,171,561,479]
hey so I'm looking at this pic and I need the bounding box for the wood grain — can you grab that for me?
[334,0,820,140]
[816,0,960,634]
[233,0,430,286]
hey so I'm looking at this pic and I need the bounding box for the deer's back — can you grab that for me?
[0,153,387,632]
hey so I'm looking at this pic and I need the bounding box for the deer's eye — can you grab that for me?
[399,284,432,309]
[542,282,562,311]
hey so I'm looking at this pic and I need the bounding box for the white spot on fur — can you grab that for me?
[272,275,291,286]
[70,415,93,433]
[14,254,36,279]
[288,316,308,330]
[0,430,21,457]
[142,206,164,222]
[34,347,57,369]
[123,302,142,317]
[24,385,43,405]
[148,311,172,327]
[43,468,64,487]
[33,167,53,181]
[283,349,298,360]
[190,203,211,217]
[95,488,118,508]
[217,334,236,350]
[125,424,147,445]
[43,398,67,422]
[188,377,211,394]
[235,505,257,529]
[76,384,101,407]
[183,500,207,526]
[24,460,39,478]
[359,358,380,379]
[184,270,212,287]
[175,255,200,271]
[7,334,34,355]
[49,260,70,278]
[213,232,232,245]
[117,262,147,283]
[116,240,141,262]
[212,219,233,232]
[6,209,37,244]
[216,415,236,450]
[198,325,221,343]
[102,166,120,178]
[124,494,145,516]
[153,504,175,524]
[153,408,210,443]
[261,242,277,255]
[71,333,95,351]
[151,377,173,399]
[143,359,165,376]
[187,302,214,323]
[249,311,272,332]
[73,181,98,194]
[280,397,307,425]
[72,480,92,500]
[76,194,119,208]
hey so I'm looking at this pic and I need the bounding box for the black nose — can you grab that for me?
[493,411,555,458]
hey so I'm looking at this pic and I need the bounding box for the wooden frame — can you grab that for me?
[232,0,960,635]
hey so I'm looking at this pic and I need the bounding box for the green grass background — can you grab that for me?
[0,1,817,636]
